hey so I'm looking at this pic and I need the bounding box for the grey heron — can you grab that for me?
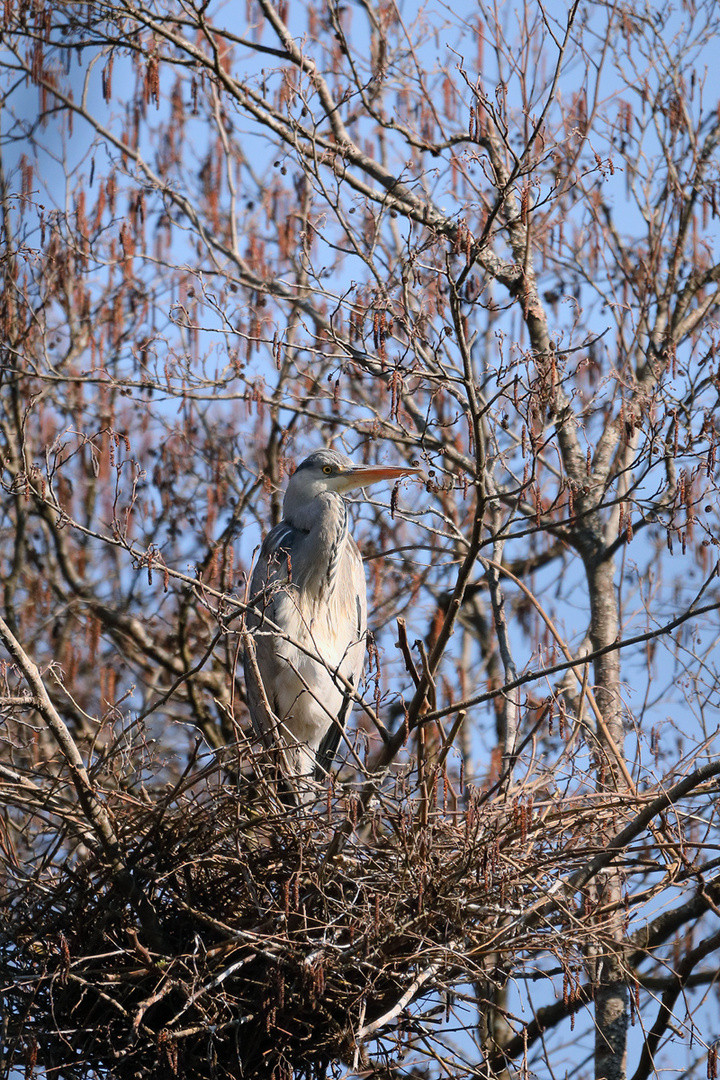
[244,448,420,786]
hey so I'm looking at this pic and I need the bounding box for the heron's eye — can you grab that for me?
[322,465,333,475]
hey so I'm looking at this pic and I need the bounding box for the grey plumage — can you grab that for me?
[244,448,419,784]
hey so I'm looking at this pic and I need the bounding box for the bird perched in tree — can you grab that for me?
[244,448,420,787]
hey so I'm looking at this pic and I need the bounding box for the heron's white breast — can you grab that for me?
[271,583,363,747]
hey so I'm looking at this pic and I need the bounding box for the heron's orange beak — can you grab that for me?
[338,463,423,493]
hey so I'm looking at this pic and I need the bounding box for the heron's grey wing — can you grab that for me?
[243,636,277,751]
[314,538,367,779]
[244,521,299,741]
[248,522,297,610]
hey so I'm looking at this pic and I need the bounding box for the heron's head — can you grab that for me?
[283,448,421,518]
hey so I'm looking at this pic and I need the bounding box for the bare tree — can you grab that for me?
[1,2,720,1078]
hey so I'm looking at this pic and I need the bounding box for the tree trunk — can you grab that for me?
[585,555,629,1080]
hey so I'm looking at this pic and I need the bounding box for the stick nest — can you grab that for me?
[0,770,594,1079]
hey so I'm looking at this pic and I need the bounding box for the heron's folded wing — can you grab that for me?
[247,524,299,607]
[244,522,300,741]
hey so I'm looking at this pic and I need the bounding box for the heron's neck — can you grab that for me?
[288,492,348,599]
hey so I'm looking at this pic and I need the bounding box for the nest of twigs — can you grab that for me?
[0,766,593,1079]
